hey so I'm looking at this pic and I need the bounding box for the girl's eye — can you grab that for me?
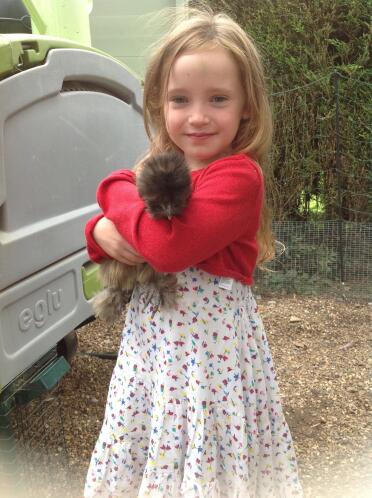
[169,96,188,104]
[211,96,228,104]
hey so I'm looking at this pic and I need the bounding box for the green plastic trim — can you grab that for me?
[22,0,92,46]
[0,33,119,80]
[22,0,47,35]
[81,262,102,300]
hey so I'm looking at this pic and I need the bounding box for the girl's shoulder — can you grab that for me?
[107,168,136,178]
[98,168,136,188]
[192,154,262,184]
[219,153,262,173]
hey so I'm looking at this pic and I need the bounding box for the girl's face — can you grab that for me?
[164,47,248,171]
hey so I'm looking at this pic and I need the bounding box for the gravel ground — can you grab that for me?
[58,295,371,498]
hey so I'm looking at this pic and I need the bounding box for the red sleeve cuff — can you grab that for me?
[84,214,110,262]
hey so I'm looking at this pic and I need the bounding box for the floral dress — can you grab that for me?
[84,268,303,498]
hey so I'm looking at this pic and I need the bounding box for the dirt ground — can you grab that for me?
[58,295,371,497]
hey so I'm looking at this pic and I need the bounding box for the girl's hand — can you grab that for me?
[93,217,145,265]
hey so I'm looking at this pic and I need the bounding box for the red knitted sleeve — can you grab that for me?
[84,213,108,262]
[93,155,263,273]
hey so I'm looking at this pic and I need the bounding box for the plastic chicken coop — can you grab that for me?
[0,0,147,495]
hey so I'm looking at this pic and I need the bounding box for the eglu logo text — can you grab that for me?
[18,289,63,331]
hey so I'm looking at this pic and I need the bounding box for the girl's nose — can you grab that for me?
[188,106,210,126]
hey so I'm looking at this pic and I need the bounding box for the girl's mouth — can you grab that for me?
[186,133,215,139]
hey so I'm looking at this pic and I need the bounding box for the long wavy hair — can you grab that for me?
[139,7,275,264]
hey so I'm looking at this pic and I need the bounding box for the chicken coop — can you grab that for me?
[0,0,151,494]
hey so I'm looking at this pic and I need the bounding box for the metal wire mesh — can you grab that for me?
[253,72,371,300]
[0,350,70,498]
[254,221,372,300]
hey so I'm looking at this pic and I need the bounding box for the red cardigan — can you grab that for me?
[85,154,263,285]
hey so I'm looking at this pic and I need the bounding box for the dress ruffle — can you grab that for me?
[84,268,302,497]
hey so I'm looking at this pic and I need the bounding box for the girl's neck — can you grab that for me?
[187,150,234,172]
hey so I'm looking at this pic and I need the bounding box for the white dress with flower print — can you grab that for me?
[84,268,303,498]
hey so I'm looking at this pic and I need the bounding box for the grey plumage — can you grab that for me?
[92,152,191,323]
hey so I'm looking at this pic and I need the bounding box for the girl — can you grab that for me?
[84,7,303,498]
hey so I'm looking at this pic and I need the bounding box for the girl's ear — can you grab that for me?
[241,103,249,121]
[241,110,249,121]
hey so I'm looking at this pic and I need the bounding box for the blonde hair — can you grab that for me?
[141,7,275,264]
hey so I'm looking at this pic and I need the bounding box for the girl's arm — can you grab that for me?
[85,213,107,262]
[95,155,263,272]
[85,215,145,265]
